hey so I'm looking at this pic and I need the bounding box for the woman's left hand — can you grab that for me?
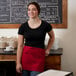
[45,50,50,56]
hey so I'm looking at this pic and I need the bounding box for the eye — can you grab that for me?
[28,8,37,11]
[32,8,37,11]
[28,8,30,11]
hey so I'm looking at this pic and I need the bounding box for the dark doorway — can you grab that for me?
[0,61,16,76]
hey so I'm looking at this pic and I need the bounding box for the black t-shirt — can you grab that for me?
[18,20,52,49]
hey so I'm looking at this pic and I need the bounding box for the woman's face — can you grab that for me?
[28,4,39,18]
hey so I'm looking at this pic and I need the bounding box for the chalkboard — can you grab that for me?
[0,0,67,28]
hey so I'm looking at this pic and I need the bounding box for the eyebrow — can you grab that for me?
[28,7,37,10]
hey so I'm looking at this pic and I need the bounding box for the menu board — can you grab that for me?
[0,0,62,24]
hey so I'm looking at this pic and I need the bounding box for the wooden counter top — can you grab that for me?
[0,48,63,61]
[0,49,16,61]
[0,48,16,55]
[0,48,63,55]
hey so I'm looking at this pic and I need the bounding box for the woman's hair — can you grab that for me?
[27,2,40,15]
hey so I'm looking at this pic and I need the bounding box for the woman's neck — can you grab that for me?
[29,17,41,24]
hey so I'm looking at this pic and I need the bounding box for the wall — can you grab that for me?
[0,0,76,75]
[54,0,76,75]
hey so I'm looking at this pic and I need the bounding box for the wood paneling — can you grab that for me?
[0,55,16,61]
[45,55,61,70]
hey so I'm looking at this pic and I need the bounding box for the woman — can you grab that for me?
[16,2,55,76]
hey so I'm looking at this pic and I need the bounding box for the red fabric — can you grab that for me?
[22,46,45,72]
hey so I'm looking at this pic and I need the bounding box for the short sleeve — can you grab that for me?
[18,24,24,35]
[45,22,52,32]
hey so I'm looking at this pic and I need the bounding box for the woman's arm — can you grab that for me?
[45,30,55,56]
[16,35,24,73]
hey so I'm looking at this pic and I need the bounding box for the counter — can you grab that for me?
[0,48,63,55]
[0,48,63,61]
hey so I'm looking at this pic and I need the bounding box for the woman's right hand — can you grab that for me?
[16,63,22,73]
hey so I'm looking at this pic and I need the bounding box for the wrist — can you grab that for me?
[46,49,50,52]
[46,50,50,53]
[16,61,21,65]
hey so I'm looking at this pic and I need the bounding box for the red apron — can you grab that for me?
[22,46,45,72]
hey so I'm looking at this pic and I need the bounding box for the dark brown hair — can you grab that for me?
[27,2,40,15]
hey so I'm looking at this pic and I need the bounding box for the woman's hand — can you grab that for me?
[45,50,50,56]
[45,30,55,56]
[16,63,22,73]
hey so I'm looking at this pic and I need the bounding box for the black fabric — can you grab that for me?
[18,20,52,49]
